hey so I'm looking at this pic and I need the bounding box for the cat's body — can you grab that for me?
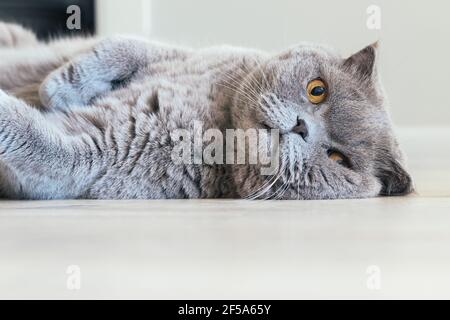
[0,23,412,200]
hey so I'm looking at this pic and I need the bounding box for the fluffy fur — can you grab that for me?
[0,22,412,199]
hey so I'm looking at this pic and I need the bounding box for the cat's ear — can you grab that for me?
[343,42,378,81]
[376,155,414,196]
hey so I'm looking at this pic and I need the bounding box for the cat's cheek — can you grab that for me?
[359,176,383,198]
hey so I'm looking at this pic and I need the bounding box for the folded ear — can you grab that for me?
[343,42,378,81]
[376,157,414,196]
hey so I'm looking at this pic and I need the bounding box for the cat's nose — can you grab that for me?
[292,118,309,141]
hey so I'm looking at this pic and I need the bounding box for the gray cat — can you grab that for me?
[0,22,412,200]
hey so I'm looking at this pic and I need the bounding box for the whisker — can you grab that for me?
[244,169,281,200]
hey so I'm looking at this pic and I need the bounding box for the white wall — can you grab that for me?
[96,0,152,37]
[97,0,450,126]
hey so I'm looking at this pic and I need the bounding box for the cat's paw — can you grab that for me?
[0,89,21,142]
[0,22,38,48]
[39,75,85,110]
[0,88,8,99]
[0,89,23,117]
[39,66,112,111]
[0,89,15,109]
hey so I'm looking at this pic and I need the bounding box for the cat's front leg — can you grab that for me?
[0,89,93,199]
[39,37,150,110]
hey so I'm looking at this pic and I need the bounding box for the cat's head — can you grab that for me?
[230,43,413,199]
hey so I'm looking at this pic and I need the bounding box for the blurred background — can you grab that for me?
[0,0,449,126]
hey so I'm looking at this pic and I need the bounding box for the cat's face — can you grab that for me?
[231,43,413,199]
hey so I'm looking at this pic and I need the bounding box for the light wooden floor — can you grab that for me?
[0,127,449,299]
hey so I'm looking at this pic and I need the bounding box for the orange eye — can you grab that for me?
[328,150,350,168]
[307,79,327,104]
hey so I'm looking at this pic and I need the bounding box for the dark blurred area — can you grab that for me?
[0,0,95,40]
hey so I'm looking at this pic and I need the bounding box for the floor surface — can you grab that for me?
[0,127,449,299]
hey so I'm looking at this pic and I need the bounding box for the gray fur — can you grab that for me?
[0,22,412,200]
